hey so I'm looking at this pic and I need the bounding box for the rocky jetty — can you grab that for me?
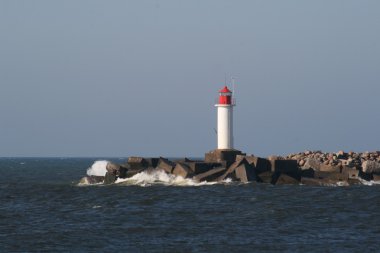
[81,150,380,186]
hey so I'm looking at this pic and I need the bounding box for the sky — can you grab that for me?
[0,0,379,157]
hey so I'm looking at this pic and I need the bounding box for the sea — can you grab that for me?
[1,158,380,253]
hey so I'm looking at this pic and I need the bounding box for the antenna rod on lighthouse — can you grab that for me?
[231,77,236,100]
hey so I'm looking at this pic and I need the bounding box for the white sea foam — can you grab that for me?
[86,160,109,177]
[359,179,380,186]
[115,169,229,187]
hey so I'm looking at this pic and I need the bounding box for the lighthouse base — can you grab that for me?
[205,149,245,168]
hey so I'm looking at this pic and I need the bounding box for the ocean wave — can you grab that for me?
[86,160,108,177]
[359,179,380,186]
[115,169,231,187]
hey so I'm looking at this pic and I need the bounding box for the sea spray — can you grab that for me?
[115,169,225,187]
[86,160,109,177]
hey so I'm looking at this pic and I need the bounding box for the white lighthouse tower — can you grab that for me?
[215,86,235,150]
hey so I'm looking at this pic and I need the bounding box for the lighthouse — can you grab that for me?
[215,86,235,150]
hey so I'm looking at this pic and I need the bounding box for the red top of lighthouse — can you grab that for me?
[218,86,233,105]
[219,86,232,93]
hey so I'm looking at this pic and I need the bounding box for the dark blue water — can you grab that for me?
[1,158,380,252]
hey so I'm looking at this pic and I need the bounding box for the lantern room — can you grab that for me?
[218,86,232,105]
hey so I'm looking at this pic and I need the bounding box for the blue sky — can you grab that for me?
[0,0,379,157]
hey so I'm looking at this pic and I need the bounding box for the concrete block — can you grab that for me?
[301,168,315,178]
[257,171,275,184]
[104,172,117,184]
[172,163,193,178]
[218,158,256,182]
[301,177,349,186]
[205,149,245,167]
[249,157,271,174]
[275,174,300,185]
[341,166,360,180]
[194,167,226,182]
[235,163,257,182]
[157,158,176,174]
[314,171,348,181]
[174,157,195,163]
[186,162,223,175]
[270,159,299,174]
[319,164,341,173]
[127,157,148,170]
[359,170,373,181]
[144,158,160,168]
[106,162,128,178]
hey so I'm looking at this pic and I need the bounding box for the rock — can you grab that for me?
[194,167,226,182]
[104,172,117,184]
[302,158,322,171]
[298,160,305,167]
[157,158,176,174]
[275,174,299,185]
[336,150,347,159]
[362,160,380,173]
[172,163,193,178]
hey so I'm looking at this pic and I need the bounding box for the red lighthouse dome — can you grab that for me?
[219,86,232,105]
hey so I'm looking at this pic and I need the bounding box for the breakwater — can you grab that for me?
[81,150,380,186]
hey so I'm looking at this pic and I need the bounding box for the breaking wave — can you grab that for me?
[115,169,230,187]
[359,179,380,186]
[86,160,108,177]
